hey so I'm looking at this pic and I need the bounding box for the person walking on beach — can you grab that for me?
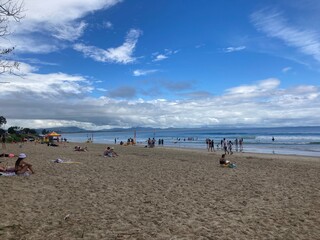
[239,138,244,152]
[228,140,233,155]
[235,138,239,151]
[223,138,229,154]
[1,134,6,150]
[209,139,215,152]
[206,138,210,151]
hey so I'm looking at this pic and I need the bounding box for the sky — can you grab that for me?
[0,0,320,130]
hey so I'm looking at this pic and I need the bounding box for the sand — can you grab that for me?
[0,142,319,240]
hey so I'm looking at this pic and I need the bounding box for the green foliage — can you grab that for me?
[0,116,6,126]
[6,134,21,143]
[8,126,21,134]
[0,1,24,74]
[42,129,49,135]
[29,129,37,135]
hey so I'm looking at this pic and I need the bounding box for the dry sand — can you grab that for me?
[0,142,319,240]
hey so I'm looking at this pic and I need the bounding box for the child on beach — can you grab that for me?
[104,147,118,157]
[219,154,236,168]
[219,154,230,165]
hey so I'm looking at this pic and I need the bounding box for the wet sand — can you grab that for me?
[0,142,319,239]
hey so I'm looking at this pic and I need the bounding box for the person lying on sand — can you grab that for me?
[47,142,59,147]
[74,146,88,152]
[0,164,15,172]
[0,153,15,158]
[15,153,35,175]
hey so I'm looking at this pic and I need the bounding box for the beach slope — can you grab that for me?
[0,143,319,239]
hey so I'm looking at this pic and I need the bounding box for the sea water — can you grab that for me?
[61,126,320,157]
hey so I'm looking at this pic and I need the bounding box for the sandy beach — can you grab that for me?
[0,142,319,240]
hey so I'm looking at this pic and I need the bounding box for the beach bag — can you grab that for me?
[229,163,236,168]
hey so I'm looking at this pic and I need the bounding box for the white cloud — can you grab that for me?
[251,9,320,62]
[153,54,168,62]
[73,28,142,64]
[223,46,246,53]
[0,36,60,54]
[195,44,205,48]
[133,69,158,76]
[52,21,88,41]
[225,78,280,98]
[282,67,292,73]
[96,88,108,92]
[1,71,320,129]
[0,0,122,53]
[103,21,113,29]
[23,0,121,23]
[0,62,92,96]
[152,49,178,62]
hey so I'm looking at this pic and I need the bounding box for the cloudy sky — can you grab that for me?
[0,0,320,130]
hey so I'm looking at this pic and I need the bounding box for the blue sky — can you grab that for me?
[1,0,320,130]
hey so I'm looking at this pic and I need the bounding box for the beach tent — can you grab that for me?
[45,131,61,137]
[43,131,61,143]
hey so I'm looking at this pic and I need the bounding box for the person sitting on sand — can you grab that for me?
[15,153,35,175]
[104,147,112,157]
[219,154,230,165]
[104,147,118,157]
[110,147,118,157]
[219,154,236,168]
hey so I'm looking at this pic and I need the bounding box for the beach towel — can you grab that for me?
[52,159,81,164]
[229,163,236,168]
[220,163,236,168]
[0,172,30,176]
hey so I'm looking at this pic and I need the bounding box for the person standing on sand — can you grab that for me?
[223,138,229,154]
[239,138,244,152]
[1,134,6,150]
[228,140,233,155]
[209,139,215,152]
[235,138,239,151]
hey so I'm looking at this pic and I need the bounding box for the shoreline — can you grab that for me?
[58,133,320,157]
[67,139,320,158]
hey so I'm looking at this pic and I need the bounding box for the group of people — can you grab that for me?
[1,137,238,176]
[221,138,234,155]
[206,138,244,154]
[147,138,156,148]
[206,139,215,152]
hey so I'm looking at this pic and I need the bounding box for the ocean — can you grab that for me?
[61,126,320,157]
